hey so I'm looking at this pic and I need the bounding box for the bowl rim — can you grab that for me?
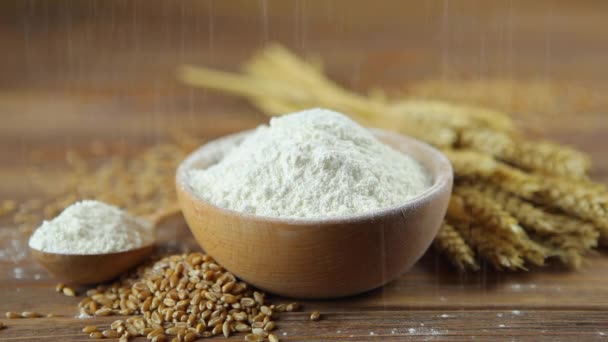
[176,128,453,226]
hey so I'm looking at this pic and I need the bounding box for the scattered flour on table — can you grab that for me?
[0,228,28,262]
[77,312,93,319]
[29,200,152,254]
[188,108,431,219]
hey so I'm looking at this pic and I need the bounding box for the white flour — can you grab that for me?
[188,108,431,219]
[29,200,152,254]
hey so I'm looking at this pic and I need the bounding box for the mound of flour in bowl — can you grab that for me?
[188,108,431,219]
[29,200,152,254]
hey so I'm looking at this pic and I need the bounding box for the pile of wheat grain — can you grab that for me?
[75,252,294,341]
[178,44,608,271]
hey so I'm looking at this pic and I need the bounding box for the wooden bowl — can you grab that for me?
[31,245,154,284]
[176,129,452,298]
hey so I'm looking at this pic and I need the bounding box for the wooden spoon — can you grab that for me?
[29,213,169,285]
[30,244,154,284]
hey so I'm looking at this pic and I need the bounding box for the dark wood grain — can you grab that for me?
[1,0,608,340]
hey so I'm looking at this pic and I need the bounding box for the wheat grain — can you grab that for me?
[471,182,596,235]
[434,222,479,271]
[459,128,512,156]
[491,163,543,198]
[485,169,608,244]
[0,200,16,217]
[459,128,590,178]
[451,187,547,266]
[102,329,120,338]
[5,312,20,319]
[471,181,599,267]
[88,331,104,339]
[535,178,608,235]
[449,220,525,270]
[245,333,264,341]
[285,303,300,312]
[503,140,590,178]
[20,312,43,318]
[442,149,498,178]
[450,189,526,243]
[62,287,76,297]
[389,99,513,131]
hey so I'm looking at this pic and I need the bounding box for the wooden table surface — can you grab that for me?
[1,1,608,341]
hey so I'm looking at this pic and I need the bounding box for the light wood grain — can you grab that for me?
[1,0,608,340]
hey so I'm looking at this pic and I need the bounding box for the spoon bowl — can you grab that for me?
[31,244,155,284]
[176,128,453,298]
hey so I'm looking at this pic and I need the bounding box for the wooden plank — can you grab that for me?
[1,310,607,341]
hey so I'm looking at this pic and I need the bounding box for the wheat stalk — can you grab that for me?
[434,223,479,271]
